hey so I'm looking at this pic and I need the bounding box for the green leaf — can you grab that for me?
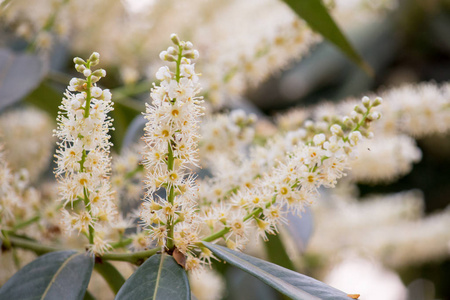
[84,290,97,300]
[0,250,94,300]
[265,233,296,271]
[115,253,190,300]
[94,261,126,295]
[204,242,351,300]
[0,48,44,111]
[282,0,372,75]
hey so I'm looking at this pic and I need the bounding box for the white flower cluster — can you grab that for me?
[54,52,118,254]
[200,109,256,164]
[276,82,450,183]
[0,147,40,233]
[112,143,145,204]
[198,97,382,252]
[140,34,205,269]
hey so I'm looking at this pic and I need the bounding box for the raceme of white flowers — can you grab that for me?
[139,35,205,270]
[54,52,120,254]
[129,35,381,272]
[0,33,384,274]
[276,81,450,184]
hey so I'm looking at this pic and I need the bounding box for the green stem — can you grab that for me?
[1,230,11,249]
[203,195,278,242]
[166,142,175,250]
[7,236,61,255]
[82,187,95,245]
[165,46,183,251]
[5,236,160,265]
[343,105,372,142]
[83,64,92,118]
[175,45,183,83]
[13,215,40,231]
[101,247,161,265]
[110,238,133,249]
[202,227,230,242]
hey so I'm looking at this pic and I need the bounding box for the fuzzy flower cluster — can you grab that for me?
[54,52,118,254]
[200,110,256,164]
[0,147,40,233]
[276,82,450,183]
[197,97,382,255]
[112,143,145,204]
[140,35,205,269]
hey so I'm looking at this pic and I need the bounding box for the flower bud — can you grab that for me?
[167,46,177,56]
[75,64,86,73]
[343,116,354,128]
[361,96,370,108]
[92,69,106,78]
[372,97,383,106]
[367,111,381,121]
[184,50,199,59]
[83,69,92,77]
[184,41,193,50]
[89,52,100,63]
[171,33,180,46]
[331,124,344,137]
[73,57,86,65]
[354,105,365,115]
[90,76,100,83]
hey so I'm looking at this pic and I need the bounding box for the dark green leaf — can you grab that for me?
[84,290,97,300]
[115,253,190,300]
[265,233,296,271]
[94,261,126,295]
[0,48,44,111]
[204,242,351,300]
[0,250,94,300]
[282,0,372,75]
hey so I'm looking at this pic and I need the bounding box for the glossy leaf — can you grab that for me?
[0,48,44,111]
[115,253,190,300]
[0,250,94,300]
[282,0,372,75]
[225,266,279,300]
[204,242,351,300]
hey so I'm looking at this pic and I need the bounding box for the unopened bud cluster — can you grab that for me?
[159,34,199,63]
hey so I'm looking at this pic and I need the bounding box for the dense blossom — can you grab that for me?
[54,52,118,254]
[140,34,205,268]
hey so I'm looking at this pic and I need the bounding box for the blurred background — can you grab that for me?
[0,0,449,299]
